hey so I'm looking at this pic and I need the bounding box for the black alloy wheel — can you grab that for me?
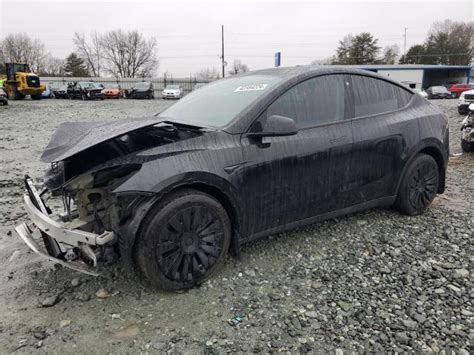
[135,189,231,290]
[157,206,225,282]
[396,154,439,215]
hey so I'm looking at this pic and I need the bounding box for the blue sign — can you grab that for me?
[274,52,281,67]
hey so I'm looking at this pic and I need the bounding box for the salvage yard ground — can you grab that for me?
[0,99,472,353]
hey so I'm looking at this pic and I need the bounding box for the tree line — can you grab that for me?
[0,19,472,79]
[327,19,473,65]
[0,30,159,78]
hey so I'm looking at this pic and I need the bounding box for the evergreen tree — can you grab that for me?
[334,33,380,64]
[64,52,89,77]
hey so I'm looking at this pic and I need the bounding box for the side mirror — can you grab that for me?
[469,103,474,112]
[247,115,298,138]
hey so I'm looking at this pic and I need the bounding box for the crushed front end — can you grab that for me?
[461,113,474,152]
[14,119,204,275]
[15,171,127,276]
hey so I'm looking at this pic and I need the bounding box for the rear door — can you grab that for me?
[347,74,417,204]
[239,74,354,237]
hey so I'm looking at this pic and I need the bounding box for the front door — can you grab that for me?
[238,74,354,238]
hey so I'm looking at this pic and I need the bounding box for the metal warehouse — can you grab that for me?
[354,64,472,90]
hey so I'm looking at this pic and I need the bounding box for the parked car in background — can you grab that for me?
[162,85,183,99]
[414,88,428,99]
[0,88,8,105]
[426,86,451,99]
[125,82,154,99]
[52,85,69,99]
[102,84,124,99]
[15,67,449,291]
[448,83,474,98]
[67,82,105,100]
[41,85,54,99]
[458,89,474,115]
[461,104,474,152]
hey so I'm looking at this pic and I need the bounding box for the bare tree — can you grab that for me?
[40,55,65,76]
[100,30,158,78]
[0,33,47,73]
[228,59,249,75]
[195,67,220,81]
[73,32,102,77]
[382,44,400,64]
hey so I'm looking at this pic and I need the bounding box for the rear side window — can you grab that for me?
[266,74,346,129]
[350,75,413,118]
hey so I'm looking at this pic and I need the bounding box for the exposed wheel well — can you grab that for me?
[418,146,446,193]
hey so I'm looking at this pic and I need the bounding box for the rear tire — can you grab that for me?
[31,94,42,100]
[135,189,231,290]
[396,154,439,216]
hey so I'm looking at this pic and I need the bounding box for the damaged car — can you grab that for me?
[461,103,474,152]
[67,82,105,100]
[125,82,154,99]
[15,66,449,290]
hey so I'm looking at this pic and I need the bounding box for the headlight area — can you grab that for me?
[15,164,142,276]
[59,164,142,237]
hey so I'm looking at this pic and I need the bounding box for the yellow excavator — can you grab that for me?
[2,63,45,100]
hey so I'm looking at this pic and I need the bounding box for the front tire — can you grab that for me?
[396,154,439,216]
[135,189,231,290]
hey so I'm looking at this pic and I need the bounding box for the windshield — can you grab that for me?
[166,85,180,90]
[135,82,150,89]
[158,75,282,127]
[79,82,95,88]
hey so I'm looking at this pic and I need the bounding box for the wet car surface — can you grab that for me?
[15,66,449,291]
[0,97,471,354]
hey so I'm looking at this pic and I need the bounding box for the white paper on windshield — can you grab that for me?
[234,84,268,92]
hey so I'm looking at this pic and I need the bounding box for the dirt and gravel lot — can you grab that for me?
[0,98,472,353]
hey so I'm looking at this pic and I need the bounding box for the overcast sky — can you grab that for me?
[0,0,472,77]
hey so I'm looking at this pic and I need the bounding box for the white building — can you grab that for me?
[355,64,472,90]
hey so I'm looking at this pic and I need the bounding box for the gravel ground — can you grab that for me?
[0,98,472,353]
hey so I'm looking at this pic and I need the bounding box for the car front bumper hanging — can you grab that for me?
[14,176,114,276]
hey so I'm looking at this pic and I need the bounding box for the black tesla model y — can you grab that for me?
[16,66,449,290]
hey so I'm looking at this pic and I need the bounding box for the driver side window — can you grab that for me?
[265,74,346,129]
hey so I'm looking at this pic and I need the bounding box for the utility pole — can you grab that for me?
[221,25,225,78]
[403,27,407,64]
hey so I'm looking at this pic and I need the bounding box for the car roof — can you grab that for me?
[218,65,415,133]
[238,65,410,90]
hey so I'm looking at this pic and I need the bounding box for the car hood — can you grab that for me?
[163,90,179,93]
[132,88,150,92]
[41,118,166,163]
